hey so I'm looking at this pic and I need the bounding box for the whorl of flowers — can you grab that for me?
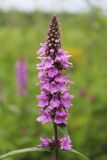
[36,16,74,151]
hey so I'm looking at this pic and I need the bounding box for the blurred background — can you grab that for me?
[0,0,107,160]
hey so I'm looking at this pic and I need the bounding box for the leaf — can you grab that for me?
[58,125,68,136]
[0,147,51,159]
[71,149,90,160]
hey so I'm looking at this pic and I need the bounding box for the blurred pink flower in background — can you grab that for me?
[79,88,87,97]
[0,81,4,102]
[0,95,4,102]
[90,94,97,103]
[16,58,28,96]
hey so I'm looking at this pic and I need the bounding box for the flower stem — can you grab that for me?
[53,122,59,160]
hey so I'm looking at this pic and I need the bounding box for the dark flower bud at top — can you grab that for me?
[46,16,61,52]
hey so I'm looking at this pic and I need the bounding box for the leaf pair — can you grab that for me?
[0,147,89,160]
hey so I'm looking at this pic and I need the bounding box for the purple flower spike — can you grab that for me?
[36,16,74,152]
[16,58,28,96]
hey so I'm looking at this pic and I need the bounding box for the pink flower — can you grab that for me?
[54,110,67,124]
[37,108,52,124]
[60,136,72,150]
[37,43,47,55]
[50,95,60,108]
[44,57,54,68]
[38,137,53,147]
[47,66,58,77]
[38,136,72,151]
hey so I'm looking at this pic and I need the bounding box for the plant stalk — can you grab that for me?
[53,122,59,160]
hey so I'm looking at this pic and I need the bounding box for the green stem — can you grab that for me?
[53,123,59,160]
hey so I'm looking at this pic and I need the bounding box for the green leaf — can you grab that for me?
[71,149,89,160]
[0,147,51,159]
[58,125,68,135]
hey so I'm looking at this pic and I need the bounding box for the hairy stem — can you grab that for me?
[53,122,59,160]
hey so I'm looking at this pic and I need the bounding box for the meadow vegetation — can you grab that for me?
[0,11,107,160]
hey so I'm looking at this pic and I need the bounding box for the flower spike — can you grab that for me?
[36,16,73,153]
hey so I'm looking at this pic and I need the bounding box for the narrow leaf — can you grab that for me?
[0,147,50,159]
[71,149,89,160]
